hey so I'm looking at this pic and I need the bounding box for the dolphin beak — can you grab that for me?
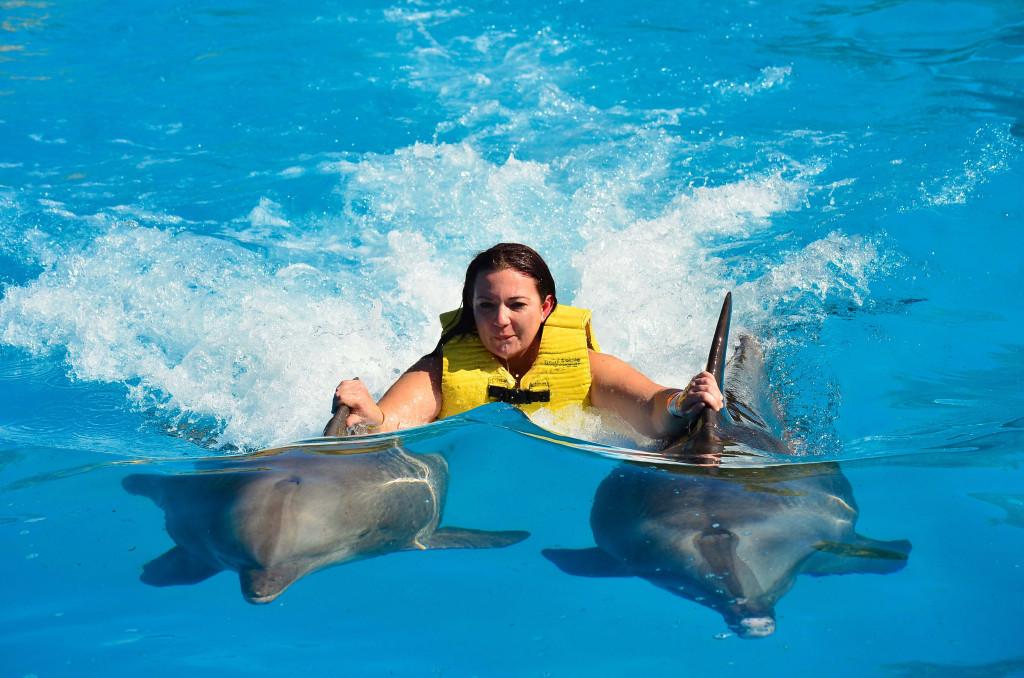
[735,616,776,638]
[244,591,281,605]
[240,567,297,605]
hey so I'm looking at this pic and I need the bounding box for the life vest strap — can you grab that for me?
[487,384,551,405]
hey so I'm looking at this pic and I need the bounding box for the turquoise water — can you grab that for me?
[2,0,1023,675]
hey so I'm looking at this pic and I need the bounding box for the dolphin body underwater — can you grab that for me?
[124,446,528,603]
[544,293,912,638]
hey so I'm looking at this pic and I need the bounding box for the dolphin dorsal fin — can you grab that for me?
[699,292,732,431]
[706,292,732,390]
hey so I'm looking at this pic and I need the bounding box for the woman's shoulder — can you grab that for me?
[588,349,621,373]
[410,352,442,374]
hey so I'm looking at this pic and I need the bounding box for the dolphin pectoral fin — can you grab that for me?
[541,547,632,577]
[122,473,167,503]
[419,527,530,550]
[803,536,912,576]
[140,546,221,587]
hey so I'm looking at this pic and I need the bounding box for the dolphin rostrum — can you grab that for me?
[125,446,529,604]
[544,293,911,637]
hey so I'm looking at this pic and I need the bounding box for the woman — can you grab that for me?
[331,243,723,439]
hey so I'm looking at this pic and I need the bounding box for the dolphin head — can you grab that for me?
[226,451,449,603]
[667,569,780,638]
[707,575,782,638]
[650,573,781,638]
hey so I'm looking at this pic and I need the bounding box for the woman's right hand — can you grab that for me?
[333,378,385,429]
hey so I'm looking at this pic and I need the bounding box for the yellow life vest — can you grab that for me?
[438,305,600,419]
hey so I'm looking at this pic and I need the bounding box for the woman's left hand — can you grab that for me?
[673,371,725,417]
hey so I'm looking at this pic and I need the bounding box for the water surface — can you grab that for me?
[1,0,1023,675]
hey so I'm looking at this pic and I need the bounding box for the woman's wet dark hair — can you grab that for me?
[433,243,557,353]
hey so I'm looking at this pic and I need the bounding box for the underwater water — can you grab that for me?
[1,0,1023,675]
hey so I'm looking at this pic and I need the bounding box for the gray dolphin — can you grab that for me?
[970,492,1024,528]
[663,292,789,463]
[544,293,911,637]
[125,446,529,604]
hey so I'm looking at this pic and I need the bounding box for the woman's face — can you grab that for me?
[472,267,554,363]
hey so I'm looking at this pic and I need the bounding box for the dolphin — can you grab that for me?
[124,446,529,604]
[970,492,1024,529]
[544,293,911,637]
[662,292,789,463]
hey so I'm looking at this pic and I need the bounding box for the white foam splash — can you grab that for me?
[574,173,814,386]
[0,28,893,452]
[247,196,292,229]
[739,232,882,310]
[383,7,466,25]
[712,66,792,97]
[109,205,186,225]
[530,405,660,451]
[918,124,1021,206]
[377,230,462,333]
[0,223,422,448]
[339,142,567,242]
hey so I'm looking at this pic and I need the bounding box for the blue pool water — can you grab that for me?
[2,0,1023,675]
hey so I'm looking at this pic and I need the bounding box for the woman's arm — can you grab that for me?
[588,351,723,439]
[332,354,442,433]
